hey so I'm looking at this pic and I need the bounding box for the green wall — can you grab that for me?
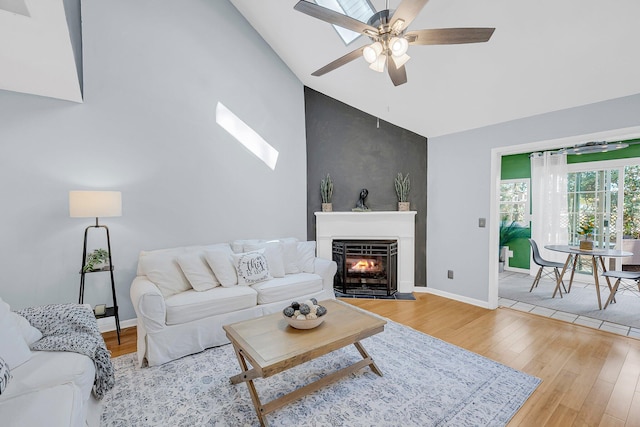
[500,140,640,270]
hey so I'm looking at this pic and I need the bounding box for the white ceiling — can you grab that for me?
[230,0,640,137]
[0,0,81,102]
[2,1,639,136]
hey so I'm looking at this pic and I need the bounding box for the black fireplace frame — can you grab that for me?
[332,239,398,296]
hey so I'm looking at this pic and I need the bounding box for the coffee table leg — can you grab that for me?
[231,345,269,427]
[353,341,382,377]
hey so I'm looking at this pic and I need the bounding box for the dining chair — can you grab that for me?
[601,270,640,309]
[528,239,567,296]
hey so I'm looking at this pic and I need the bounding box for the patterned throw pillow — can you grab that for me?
[0,356,11,395]
[232,250,272,285]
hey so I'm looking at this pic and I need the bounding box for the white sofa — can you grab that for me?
[130,238,337,367]
[0,300,102,427]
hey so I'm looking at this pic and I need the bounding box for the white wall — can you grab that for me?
[0,0,306,322]
[427,93,640,305]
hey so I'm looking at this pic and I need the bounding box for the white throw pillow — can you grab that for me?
[204,250,238,287]
[10,312,42,345]
[280,238,300,274]
[231,239,264,254]
[297,241,316,273]
[0,356,10,395]
[177,253,220,291]
[244,241,286,278]
[0,298,31,369]
[232,250,272,285]
[138,250,192,298]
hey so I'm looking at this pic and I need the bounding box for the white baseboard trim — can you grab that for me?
[97,317,136,333]
[505,267,530,274]
[413,287,492,309]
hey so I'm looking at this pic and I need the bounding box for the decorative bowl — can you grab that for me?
[283,314,325,330]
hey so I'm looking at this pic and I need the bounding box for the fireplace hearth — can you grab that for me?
[332,240,398,296]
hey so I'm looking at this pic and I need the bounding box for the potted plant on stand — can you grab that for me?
[83,248,111,272]
[320,174,333,212]
[395,173,410,211]
[499,220,530,272]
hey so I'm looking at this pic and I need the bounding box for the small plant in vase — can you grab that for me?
[83,248,110,272]
[395,173,410,211]
[578,218,595,250]
[320,174,333,212]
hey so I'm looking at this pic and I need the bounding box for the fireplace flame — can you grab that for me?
[350,259,378,272]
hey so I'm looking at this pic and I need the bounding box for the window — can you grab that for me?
[499,179,530,226]
[315,0,376,45]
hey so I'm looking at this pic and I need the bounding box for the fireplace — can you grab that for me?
[332,240,398,296]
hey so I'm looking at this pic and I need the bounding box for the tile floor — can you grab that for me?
[499,271,640,339]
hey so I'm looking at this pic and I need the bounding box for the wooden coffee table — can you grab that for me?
[223,299,386,426]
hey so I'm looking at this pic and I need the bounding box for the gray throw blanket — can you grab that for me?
[16,303,115,399]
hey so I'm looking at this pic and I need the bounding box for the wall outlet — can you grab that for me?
[478,218,486,228]
[447,270,454,279]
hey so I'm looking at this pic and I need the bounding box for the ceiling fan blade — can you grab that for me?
[387,55,408,86]
[406,28,495,45]
[311,46,367,77]
[294,1,378,35]
[389,0,430,32]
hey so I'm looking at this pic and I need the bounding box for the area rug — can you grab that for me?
[500,273,640,328]
[101,320,540,426]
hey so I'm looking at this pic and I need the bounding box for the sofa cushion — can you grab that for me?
[177,253,219,291]
[297,241,316,273]
[1,350,95,401]
[164,286,258,325]
[138,248,191,298]
[251,273,323,305]
[244,241,286,278]
[280,237,300,274]
[204,250,237,287]
[0,298,31,369]
[232,250,272,285]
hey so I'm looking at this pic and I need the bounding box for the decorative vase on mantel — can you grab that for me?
[321,203,333,212]
[398,202,410,211]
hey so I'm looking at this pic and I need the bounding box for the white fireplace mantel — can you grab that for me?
[315,211,417,293]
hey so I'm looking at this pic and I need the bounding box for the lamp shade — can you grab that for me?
[69,191,122,218]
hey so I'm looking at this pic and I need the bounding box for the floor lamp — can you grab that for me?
[69,190,122,343]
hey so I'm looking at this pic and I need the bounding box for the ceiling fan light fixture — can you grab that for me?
[391,19,405,34]
[390,37,409,57]
[369,54,386,72]
[391,53,410,68]
[363,41,383,64]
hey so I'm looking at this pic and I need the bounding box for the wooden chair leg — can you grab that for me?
[604,278,622,309]
[530,267,542,292]
[554,268,563,297]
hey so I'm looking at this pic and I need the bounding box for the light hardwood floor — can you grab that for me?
[103,293,640,426]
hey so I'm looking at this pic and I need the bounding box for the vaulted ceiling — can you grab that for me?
[2,1,639,137]
[230,0,640,137]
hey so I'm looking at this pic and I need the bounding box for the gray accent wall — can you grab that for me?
[0,0,306,322]
[304,87,428,287]
[428,93,640,303]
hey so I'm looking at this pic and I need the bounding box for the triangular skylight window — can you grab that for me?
[314,0,375,45]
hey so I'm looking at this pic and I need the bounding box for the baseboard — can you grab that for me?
[505,267,530,274]
[97,317,136,333]
[414,286,492,309]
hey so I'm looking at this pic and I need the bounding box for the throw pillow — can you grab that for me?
[0,298,31,369]
[0,356,10,395]
[177,253,220,291]
[244,241,286,278]
[138,250,192,298]
[297,241,316,273]
[280,237,300,274]
[232,250,272,285]
[10,312,42,345]
[204,250,238,287]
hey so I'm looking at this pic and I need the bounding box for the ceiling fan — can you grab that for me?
[293,0,495,86]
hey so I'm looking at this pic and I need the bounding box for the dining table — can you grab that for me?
[544,244,633,310]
